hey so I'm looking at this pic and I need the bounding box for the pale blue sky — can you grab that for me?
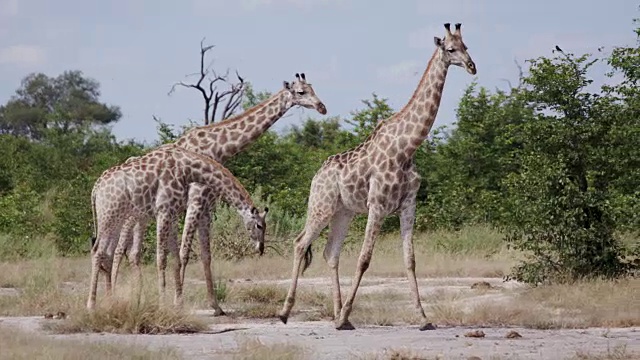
[0,0,638,143]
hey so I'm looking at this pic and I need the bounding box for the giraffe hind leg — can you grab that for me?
[323,207,355,320]
[279,213,333,324]
[111,216,136,291]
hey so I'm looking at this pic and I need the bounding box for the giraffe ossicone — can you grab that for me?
[278,22,477,331]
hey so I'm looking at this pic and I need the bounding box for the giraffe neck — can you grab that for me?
[182,154,255,214]
[372,49,448,160]
[175,89,293,163]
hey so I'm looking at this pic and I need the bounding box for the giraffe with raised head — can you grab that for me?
[87,144,268,310]
[110,73,327,315]
[278,23,477,331]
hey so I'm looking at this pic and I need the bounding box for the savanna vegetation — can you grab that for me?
[0,20,638,292]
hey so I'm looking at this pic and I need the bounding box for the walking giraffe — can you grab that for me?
[278,23,477,330]
[110,73,327,314]
[87,144,268,310]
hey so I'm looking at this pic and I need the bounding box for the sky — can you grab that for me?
[0,0,638,144]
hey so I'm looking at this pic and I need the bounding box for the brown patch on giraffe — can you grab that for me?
[219,131,228,144]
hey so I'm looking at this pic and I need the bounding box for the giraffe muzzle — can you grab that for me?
[316,102,327,115]
[466,61,477,75]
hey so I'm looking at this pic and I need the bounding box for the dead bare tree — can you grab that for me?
[168,38,246,125]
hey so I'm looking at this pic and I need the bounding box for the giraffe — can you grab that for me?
[87,144,268,310]
[109,73,327,314]
[278,23,477,331]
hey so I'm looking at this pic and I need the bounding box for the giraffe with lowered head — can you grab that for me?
[278,23,477,330]
[110,73,327,314]
[87,144,268,310]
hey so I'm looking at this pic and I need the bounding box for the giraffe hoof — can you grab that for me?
[278,314,289,324]
[336,320,356,331]
[213,308,226,317]
[419,322,437,331]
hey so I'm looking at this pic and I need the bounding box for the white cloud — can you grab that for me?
[376,60,422,84]
[0,0,18,17]
[408,25,442,49]
[193,0,346,12]
[0,45,46,67]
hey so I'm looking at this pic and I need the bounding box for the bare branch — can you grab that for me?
[166,38,245,125]
[514,58,524,88]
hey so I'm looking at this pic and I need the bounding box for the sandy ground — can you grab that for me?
[1,276,639,359]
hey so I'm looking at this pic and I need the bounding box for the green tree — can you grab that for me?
[345,93,394,142]
[501,48,637,284]
[0,71,121,139]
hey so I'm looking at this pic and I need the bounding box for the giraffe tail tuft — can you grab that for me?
[301,246,313,275]
[89,236,97,253]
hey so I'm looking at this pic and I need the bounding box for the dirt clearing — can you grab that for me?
[1,276,638,359]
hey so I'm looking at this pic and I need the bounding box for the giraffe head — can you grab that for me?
[283,73,327,115]
[244,206,269,256]
[433,23,477,75]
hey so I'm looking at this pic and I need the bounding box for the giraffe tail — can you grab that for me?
[301,246,313,275]
[295,230,313,275]
[89,184,98,253]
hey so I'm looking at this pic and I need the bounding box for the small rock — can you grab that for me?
[43,313,54,319]
[470,281,492,290]
[54,311,67,320]
[505,330,522,339]
[467,356,482,360]
[464,330,486,338]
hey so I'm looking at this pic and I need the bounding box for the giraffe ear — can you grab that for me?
[434,37,443,48]
[283,81,291,90]
[263,207,269,214]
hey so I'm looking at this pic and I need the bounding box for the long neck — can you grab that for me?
[373,49,448,159]
[175,89,292,163]
[184,158,255,214]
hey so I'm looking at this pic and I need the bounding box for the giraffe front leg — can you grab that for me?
[156,211,171,303]
[336,206,384,330]
[179,203,199,295]
[166,223,183,307]
[400,194,435,331]
[323,208,354,320]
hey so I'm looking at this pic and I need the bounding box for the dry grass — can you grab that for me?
[427,278,640,329]
[352,348,499,360]
[0,256,86,316]
[355,345,640,360]
[225,283,332,320]
[0,324,181,360]
[183,225,515,281]
[570,344,639,360]
[225,335,307,360]
[48,297,207,334]
[47,276,208,334]
[0,226,636,334]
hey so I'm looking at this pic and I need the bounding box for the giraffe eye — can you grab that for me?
[296,91,305,95]
[256,224,263,230]
[447,48,455,53]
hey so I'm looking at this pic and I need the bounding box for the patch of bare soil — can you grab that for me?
[1,277,638,360]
